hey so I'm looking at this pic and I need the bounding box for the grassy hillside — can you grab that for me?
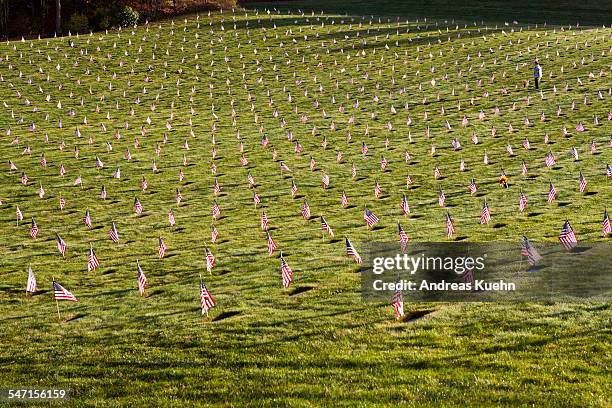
[0,6,610,407]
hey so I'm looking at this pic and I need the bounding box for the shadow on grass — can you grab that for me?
[289,286,314,296]
[213,310,241,322]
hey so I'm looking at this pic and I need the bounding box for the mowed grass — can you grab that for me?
[0,5,611,407]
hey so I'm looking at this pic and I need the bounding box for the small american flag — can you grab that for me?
[211,224,219,243]
[199,281,216,315]
[434,165,441,179]
[280,253,293,288]
[345,238,362,264]
[321,216,334,238]
[398,223,409,252]
[158,237,167,258]
[280,161,290,172]
[602,209,611,236]
[205,246,216,272]
[579,172,587,193]
[301,199,311,219]
[83,210,92,228]
[38,183,45,199]
[463,267,475,285]
[95,155,104,169]
[351,162,357,179]
[134,197,143,214]
[74,175,82,186]
[56,233,66,257]
[266,231,277,256]
[522,138,530,150]
[341,191,349,208]
[21,172,28,185]
[168,208,176,226]
[137,261,147,296]
[310,156,316,171]
[214,179,221,195]
[545,151,555,167]
[40,154,47,167]
[519,191,528,212]
[100,185,107,200]
[571,146,579,161]
[469,179,477,195]
[109,222,119,243]
[380,156,388,171]
[59,196,66,210]
[521,160,528,175]
[374,181,382,198]
[446,212,456,238]
[30,218,39,239]
[559,220,578,251]
[141,176,148,192]
[547,182,557,203]
[391,288,404,319]
[480,200,491,224]
[401,194,410,215]
[261,211,269,230]
[247,173,255,188]
[438,189,446,207]
[361,142,368,156]
[253,189,261,207]
[363,207,379,228]
[606,164,612,178]
[88,245,100,272]
[520,236,543,266]
[291,180,297,198]
[321,173,330,189]
[26,267,37,293]
[212,200,221,219]
[16,206,23,222]
[53,281,78,302]
[240,154,248,166]
[176,189,183,205]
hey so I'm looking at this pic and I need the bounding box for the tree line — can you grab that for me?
[0,0,237,38]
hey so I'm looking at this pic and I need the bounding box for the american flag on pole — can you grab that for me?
[109,222,119,243]
[100,185,107,200]
[519,190,528,212]
[321,173,330,189]
[398,223,409,252]
[87,245,100,272]
[351,162,357,179]
[520,236,543,266]
[434,165,441,179]
[30,218,39,239]
[253,189,261,207]
[602,209,611,236]
[401,194,410,215]
[341,191,349,208]
[374,180,382,198]
[521,160,528,175]
[38,183,45,199]
[205,246,215,272]
[391,288,404,319]
[607,164,612,178]
[214,179,221,195]
[53,281,78,302]
[380,155,388,171]
[199,280,216,315]
[59,196,66,210]
[480,200,491,224]
[26,267,37,293]
[310,156,316,172]
[547,181,557,204]
[212,200,221,219]
[579,171,587,193]
[134,197,143,214]
[176,189,183,205]
[211,224,219,243]
[83,210,92,228]
[345,238,362,264]
[280,252,293,288]
[130,260,146,297]
[559,220,578,251]
[56,233,66,257]
[16,206,23,222]
[280,161,290,172]
[158,237,167,258]
[247,173,255,188]
[545,151,555,167]
[438,189,446,207]
[361,142,368,156]
[301,199,311,219]
[446,212,456,238]
[469,178,477,195]
[321,216,334,238]
[261,211,269,231]
[266,231,277,256]
[363,207,379,228]
[291,180,297,198]
[168,208,176,226]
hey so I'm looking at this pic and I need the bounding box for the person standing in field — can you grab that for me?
[533,60,542,89]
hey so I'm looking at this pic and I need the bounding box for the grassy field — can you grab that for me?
[0,2,611,406]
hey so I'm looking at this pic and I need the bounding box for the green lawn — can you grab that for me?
[0,3,610,407]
